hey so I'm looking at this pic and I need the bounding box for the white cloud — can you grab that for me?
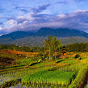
[58,14,66,18]
[1,10,88,34]
[7,20,17,25]
[0,27,2,30]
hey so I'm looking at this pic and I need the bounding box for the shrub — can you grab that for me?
[75,54,80,58]
[77,57,81,60]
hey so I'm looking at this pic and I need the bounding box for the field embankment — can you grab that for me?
[0,50,88,88]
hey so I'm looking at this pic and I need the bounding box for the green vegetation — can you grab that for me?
[69,67,88,88]
[85,83,88,88]
[0,44,44,52]
[0,54,88,88]
[59,59,77,65]
[1,42,88,52]
[32,61,55,66]
[0,79,21,88]
[16,58,34,66]
[74,54,80,58]
[22,70,75,87]
[0,36,88,88]
[65,43,88,52]
[0,53,23,59]
[44,36,62,60]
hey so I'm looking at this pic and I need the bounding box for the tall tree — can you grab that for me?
[44,36,62,60]
[52,37,62,59]
[44,36,53,60]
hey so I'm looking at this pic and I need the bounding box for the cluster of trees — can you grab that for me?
[1,36,88,60]
[39,37,88,60]
[44,36,62,60]
[65,43,88,52]
[0,44,44,52]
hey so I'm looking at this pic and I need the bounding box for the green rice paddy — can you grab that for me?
[0,52,88,88]
[22,70,76,86]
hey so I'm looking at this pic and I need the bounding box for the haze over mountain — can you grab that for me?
[0,28,88,47]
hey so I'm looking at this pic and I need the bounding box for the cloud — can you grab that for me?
[57,10,88,31]
[32,4,50,13]
[30,13,53,23]
[0,16,3,19]
[7,20,16,25]
[0,22,3,25]
[15,6,30,13]
[74,0,85,2]
[0,27,2,30]
[57,1,67,4]
[6,16,16,20]
[17,16,30,24]
[0,22,3,27]
[1,10,88,34]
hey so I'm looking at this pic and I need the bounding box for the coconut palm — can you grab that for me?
[44,36,62,60]
[52,37,62,59]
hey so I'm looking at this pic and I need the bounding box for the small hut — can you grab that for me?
[62,49,66,56]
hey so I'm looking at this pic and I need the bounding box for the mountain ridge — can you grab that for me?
[0,28,88,47]
[1,28,88,39]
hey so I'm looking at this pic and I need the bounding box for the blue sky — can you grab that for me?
[0,0,88,35]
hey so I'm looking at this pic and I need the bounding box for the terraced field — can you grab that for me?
[0,50,88,88]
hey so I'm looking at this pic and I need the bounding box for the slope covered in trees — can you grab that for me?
[0,28,88,47]
[0,36,88,47]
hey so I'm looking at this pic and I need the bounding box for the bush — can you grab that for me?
[75,54,80,58]
[77,57,81,60]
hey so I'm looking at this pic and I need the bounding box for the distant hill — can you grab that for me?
[0,36,88,47]
[0,28,88,47]
[0,31,34,40]
[35,28,88,38]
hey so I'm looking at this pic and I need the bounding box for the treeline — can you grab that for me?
[0,44,44,52]
[0,43,88,52]
[65,43,88,52]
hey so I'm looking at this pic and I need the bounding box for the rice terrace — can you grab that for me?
[0,36,88,88]
[1,0,88,88]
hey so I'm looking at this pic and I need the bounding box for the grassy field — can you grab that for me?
[0,50,88,88]
[22,70,75,87]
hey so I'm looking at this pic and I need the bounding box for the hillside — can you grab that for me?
[0,28,88,46]
[35,28,88,37]
[0,36,87,47]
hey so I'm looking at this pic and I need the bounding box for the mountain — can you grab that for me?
[1,28,88,39]
[0,28,88,47]
[35,28,88,37]
[0,31,34,40]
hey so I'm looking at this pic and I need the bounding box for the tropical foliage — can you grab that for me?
[44,36,62,60]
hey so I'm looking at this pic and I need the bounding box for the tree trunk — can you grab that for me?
[49,46,53,60]
[55,52,56,60]
[49,46,51,60]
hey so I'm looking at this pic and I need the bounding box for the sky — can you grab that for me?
[0,0,88,35]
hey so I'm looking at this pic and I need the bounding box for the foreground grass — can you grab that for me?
[0,51,88,88]
[69,67,88,88]
[22,70,75,87]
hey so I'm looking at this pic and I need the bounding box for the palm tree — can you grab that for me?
[44,36,53,60]
[44,36,62,60]
[52,37,62,59]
